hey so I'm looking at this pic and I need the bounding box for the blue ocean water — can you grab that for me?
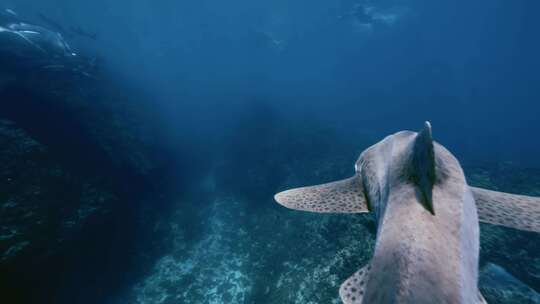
[0,0,539,303]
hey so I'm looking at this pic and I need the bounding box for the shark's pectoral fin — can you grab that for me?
[339,263,370,304]
[274,175,368,213]
[471,186,540,233]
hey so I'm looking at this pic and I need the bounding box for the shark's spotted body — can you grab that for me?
[274,122,540,304]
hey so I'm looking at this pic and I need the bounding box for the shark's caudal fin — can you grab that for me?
[411,121,436,214]
[274,175,368,213]
[339,263,370,304]
[471,186,540,233]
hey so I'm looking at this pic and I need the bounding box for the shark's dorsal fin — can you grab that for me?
[471,186,540,233]
[274,175,368,213]
[411,121,436,214]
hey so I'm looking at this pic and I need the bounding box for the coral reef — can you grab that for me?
[0,56,176,303]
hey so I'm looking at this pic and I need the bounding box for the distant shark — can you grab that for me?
[274,122,540,304]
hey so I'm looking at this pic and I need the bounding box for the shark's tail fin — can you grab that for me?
[472,186,540,233]
[411,121,436,214]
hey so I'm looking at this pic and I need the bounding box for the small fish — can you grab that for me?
[274,122,540,303]
[5,9,17,16]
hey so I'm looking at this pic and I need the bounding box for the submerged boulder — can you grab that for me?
[0,120,116,301]
[0,120,113,262]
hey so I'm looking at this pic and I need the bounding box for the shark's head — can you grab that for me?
[275,122,446,218]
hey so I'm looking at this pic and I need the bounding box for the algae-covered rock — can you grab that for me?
[0,120,113,263]
[128,195,375,304]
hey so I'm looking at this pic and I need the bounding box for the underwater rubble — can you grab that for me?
[129,198,375,304]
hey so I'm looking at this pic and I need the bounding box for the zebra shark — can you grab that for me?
[274,122,540,304]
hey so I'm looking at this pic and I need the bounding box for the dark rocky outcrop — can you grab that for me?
[0,68,183,303]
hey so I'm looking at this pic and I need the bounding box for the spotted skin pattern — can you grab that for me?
[274,122,540,304]
[472,187,540,233]
[274,175,368,213]
[339,264,371,304]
